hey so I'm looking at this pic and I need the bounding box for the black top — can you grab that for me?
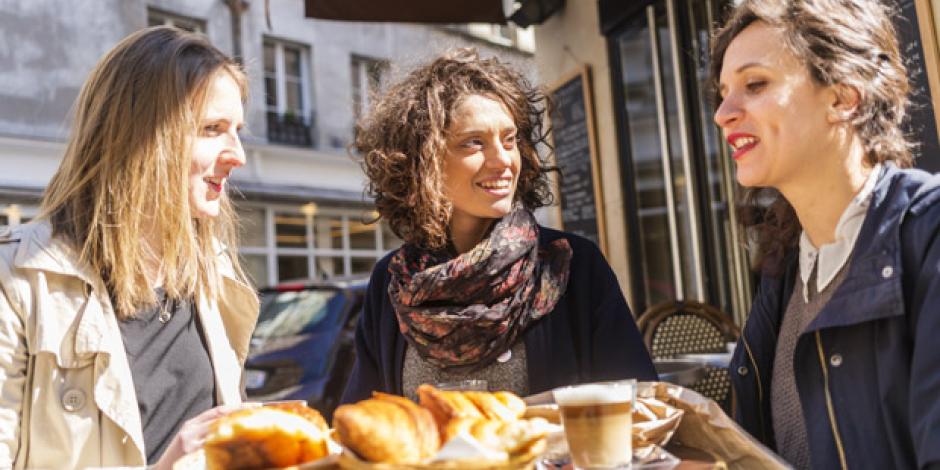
[119,290,216,464]
[341,226,657,404]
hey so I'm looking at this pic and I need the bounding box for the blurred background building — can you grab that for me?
[0,0,534,287]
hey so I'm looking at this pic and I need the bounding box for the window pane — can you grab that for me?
[348,219,376,250]
[263,43,276,73]
[264,77,277,107]
[284,47,301,77]
[382,223,402,250]
[238,206,267,247]
[286,81,302,115]
[351,257,376,276]
[278,255,309,282]
[313,215,344,250]
[275,212,307,248]
[316,256,345,279]
[148,15,165,27]
[241,254,268,287]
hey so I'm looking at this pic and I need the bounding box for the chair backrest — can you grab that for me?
[637,300,740,359]
[637,300,741,411]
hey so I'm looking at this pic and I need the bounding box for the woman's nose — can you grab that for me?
[713,96,742,130]
[221,132,246,167]
[485,141,514,168]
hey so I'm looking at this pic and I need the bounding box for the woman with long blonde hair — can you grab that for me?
[0,27,258,468]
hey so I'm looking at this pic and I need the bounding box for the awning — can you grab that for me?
[304,0,508,24]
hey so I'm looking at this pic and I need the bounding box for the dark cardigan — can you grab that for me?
[341,226,657,403]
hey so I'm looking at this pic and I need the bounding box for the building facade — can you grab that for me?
[0,0,534,287]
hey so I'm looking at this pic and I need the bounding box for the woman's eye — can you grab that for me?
[202,124,221,135]
[746,80,767,93]
[461,138,484,149]
[503,135,518,149]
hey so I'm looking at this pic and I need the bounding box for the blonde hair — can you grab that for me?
[40,26,249,318]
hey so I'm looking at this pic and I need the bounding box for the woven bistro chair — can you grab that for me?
[637,300,740,411]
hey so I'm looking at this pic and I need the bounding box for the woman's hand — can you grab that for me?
[151,402,261,470]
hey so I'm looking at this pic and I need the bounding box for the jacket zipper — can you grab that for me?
[815,331,848,470]
[740,333,767,443]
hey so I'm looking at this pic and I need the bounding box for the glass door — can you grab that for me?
[610,0,752,322]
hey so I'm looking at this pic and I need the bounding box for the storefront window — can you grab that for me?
[240,206,267,247]
[314,215,344,250]
[278,255,309,282]
[238,204,395,285]
[348,218,377,250]
[275,212,307,248]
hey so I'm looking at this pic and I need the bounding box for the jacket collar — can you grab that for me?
[805,163,932,331]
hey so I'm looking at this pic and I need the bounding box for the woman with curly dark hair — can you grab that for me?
[713,0,940,468]
[341,49,655,404]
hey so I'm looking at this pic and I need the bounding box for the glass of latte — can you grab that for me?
[553,380,636,469]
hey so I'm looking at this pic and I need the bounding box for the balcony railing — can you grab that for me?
[267,111,317,148]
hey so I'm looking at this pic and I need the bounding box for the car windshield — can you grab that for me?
[252,289,341,339]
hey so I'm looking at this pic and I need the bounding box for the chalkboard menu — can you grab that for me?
[548,67,607,254]
[898,0,940,173]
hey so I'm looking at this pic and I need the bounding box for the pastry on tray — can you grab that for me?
[333,392,441,464]
[333,386,548,465]
[202,403,331,470]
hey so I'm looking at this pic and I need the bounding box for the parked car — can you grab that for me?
[244,277,368,420]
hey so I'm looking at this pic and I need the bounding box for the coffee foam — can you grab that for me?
[553,384,633,405]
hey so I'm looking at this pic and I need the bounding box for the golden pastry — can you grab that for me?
[333,392,440,464]
[203,405,330,470]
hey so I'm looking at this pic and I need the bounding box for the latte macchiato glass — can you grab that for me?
[553,380,636,469]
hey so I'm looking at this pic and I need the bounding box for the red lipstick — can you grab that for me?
[726,133,759,160]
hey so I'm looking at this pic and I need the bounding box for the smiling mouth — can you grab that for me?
[204,176,224,193]
[476,179,513,195]
[728,135,759,160]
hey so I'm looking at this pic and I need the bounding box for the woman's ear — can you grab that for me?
[827,83,862,124]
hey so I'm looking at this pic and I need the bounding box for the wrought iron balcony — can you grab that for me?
[266,111,316,147]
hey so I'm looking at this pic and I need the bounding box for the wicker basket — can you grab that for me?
[336,438,547,470]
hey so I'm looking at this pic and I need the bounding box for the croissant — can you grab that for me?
[463,391,526,422]
[418,385,530,443]
[333,392,440,464]
[417,384,484,429]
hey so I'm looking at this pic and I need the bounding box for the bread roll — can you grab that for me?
[333,392,440,464]
[203,406,330,470]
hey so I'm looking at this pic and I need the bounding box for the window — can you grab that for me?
[350,56,387,122]
[147,7,205,33]
[264,38,314,147]
[0,204,35,229]
[237,204,398,285]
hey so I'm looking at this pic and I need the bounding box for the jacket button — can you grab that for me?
[61,389,86,412]
[830,354,843,367]
[881,265,894,279]
[737,366,748,376]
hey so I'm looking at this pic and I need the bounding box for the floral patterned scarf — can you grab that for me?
[388,208,572,371]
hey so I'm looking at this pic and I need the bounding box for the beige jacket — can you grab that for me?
[0,221,259,469]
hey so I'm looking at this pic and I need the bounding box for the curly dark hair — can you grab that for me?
[354,48,554,250]
[710,0,913,274]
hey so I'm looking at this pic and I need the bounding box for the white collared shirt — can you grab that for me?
[798,164,882,302]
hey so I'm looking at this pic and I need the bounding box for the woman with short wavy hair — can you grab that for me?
[0,27,258,468]
[712,0,940,467]
[342,49,655,403]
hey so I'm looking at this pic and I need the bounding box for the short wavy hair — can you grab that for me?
[355,48,554,250]
[710,0,913,273]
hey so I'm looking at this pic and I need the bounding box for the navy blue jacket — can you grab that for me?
[341,227,657,403]
[730,165,940,470]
